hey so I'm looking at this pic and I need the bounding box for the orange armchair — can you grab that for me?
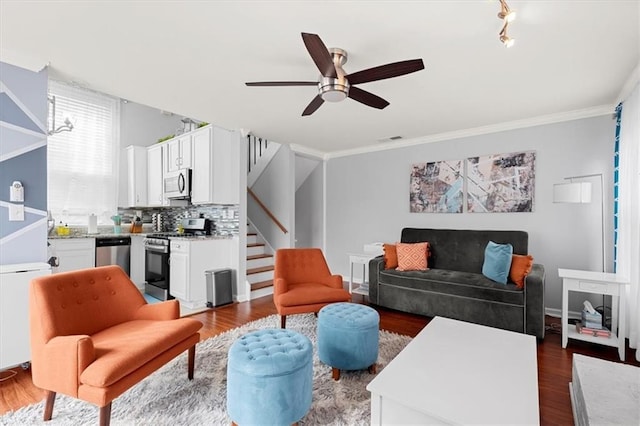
[273,248,351,328]
[29,265,202,426]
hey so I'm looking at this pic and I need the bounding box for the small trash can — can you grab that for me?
[205,268,233,308]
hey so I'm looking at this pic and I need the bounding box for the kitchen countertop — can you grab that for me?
[48,232,233,240]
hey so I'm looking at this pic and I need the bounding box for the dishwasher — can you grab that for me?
[95,236,131,275]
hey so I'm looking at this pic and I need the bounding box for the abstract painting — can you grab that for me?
[410,160,463,213]
[466,151,536,213]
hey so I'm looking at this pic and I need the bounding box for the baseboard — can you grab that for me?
[545,307,581,320]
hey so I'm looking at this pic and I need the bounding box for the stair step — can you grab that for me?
[247,243,265,248]
[247,265,274,275]
[247,254,273,260]
[251,280,273,291]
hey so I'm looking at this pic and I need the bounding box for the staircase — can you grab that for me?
[246,223,275,299]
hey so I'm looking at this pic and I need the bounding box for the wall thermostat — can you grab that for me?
[10,181,24,202]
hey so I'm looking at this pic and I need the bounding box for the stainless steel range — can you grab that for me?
[143,218,211,301]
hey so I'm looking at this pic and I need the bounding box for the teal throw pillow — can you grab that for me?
[482,241,513,284]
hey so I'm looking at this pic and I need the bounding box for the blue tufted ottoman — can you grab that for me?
[226,328,313,425]
[317,302,379,380]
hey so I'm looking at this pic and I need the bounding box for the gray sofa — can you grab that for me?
[369,228,545,339]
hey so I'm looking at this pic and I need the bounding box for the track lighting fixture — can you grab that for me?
[497,0,516,47]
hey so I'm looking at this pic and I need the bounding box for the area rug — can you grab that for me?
[1,314,412,425]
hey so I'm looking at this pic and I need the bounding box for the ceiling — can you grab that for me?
[1,1,638,156]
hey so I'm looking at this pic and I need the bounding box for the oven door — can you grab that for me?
[144,243,172,300]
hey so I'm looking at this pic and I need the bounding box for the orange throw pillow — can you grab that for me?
[383,243,398,269]
[510,254,534,288]
[396,242,429,271]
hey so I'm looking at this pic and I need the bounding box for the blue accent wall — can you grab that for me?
[0,61,48,265]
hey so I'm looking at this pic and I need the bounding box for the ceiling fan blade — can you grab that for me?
[302,95,324,116]
[245,81,318,87]
[301,32,338,79]
[348,86,390,109]
[347,59,425,85]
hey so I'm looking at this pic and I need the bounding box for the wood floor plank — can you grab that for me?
[1,295,638,425]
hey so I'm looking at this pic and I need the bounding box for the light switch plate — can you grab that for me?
[9,203,24,221]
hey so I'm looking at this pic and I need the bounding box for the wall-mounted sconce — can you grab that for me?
[48,95,74,135]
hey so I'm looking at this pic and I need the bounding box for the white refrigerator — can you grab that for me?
[0,262,51,370]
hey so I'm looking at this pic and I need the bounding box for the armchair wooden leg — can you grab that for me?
[280,315,286,328]
[99,402,112,426]
[43,390,55,421]
[188,344,196,380]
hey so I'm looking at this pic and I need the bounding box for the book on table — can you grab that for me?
[575,322,611,338]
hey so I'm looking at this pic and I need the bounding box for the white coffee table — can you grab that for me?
[367,316,540,425]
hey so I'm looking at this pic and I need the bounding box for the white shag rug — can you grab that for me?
[1,313,411,425]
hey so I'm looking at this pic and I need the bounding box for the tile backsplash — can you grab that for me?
[118,204,239,235]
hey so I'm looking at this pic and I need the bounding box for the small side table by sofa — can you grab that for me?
[348,253,377,296]
[558,268,630,361]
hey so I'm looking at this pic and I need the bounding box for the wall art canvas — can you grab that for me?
[466,150,536,213]
[410,160,463,213]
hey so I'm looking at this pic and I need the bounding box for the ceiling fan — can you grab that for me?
[245,32,425,116]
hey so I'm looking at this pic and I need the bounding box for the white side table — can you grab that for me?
[558,268,630,361]
[348,253,377,296]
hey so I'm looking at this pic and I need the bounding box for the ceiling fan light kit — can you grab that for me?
[245,32,424,116]
[498,0,516,47]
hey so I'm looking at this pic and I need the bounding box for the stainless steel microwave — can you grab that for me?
[164,168,191,199]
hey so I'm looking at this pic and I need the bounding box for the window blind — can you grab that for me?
[47,81,120,225]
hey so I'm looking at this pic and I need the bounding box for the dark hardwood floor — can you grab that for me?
[1,295,638,425]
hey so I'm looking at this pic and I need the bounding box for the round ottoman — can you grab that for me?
[226,328,313,425]
[317,302,379,380]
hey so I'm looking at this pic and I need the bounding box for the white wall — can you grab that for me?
[117,101,185,207]
[325,115,616,314]
[249,144,295,250]
[295,161,323,248]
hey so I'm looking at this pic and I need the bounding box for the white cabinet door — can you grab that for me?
[49,238,96,273]
[126,146,147,207]
[129,235,146,288]
[169,241,189,300]
[0,265,51,369]
[147,144,165,206]
[212,126,239,205]
[191,126,213,204]
[166,135,192,173]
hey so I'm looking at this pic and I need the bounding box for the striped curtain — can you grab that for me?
[613,103,622,272]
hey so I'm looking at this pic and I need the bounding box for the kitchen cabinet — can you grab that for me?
[129,235,146,288]
[191,125,239,205]
[0,263,51,370]
[169,238,233,309]
[147,144,166,206]
[48,238,96,273]
[166,134,192,173]
[126,145,147,207]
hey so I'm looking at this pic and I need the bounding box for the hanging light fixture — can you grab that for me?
[497,0,516,48]
[48,95,74,135]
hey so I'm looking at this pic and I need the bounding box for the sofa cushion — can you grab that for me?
[80,318,202,387]
[277,283,351,307]
[482,241,513,284]
[377,268,524,306]
[510,254,534,288]
[383,243,398,269]
[396,242,429,271]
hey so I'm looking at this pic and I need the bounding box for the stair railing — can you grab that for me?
[247,187,288,234]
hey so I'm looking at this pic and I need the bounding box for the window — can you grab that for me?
[47,81,120,225]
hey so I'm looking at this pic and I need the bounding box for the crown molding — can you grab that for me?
[290,143,327,160]
[326,104,615,159]
[615,62,639,104]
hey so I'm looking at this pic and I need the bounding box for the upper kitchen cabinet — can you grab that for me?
[147,144,167,206]
[126,146,147,207]
[191,125,239,205]
[165,134,192,173]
